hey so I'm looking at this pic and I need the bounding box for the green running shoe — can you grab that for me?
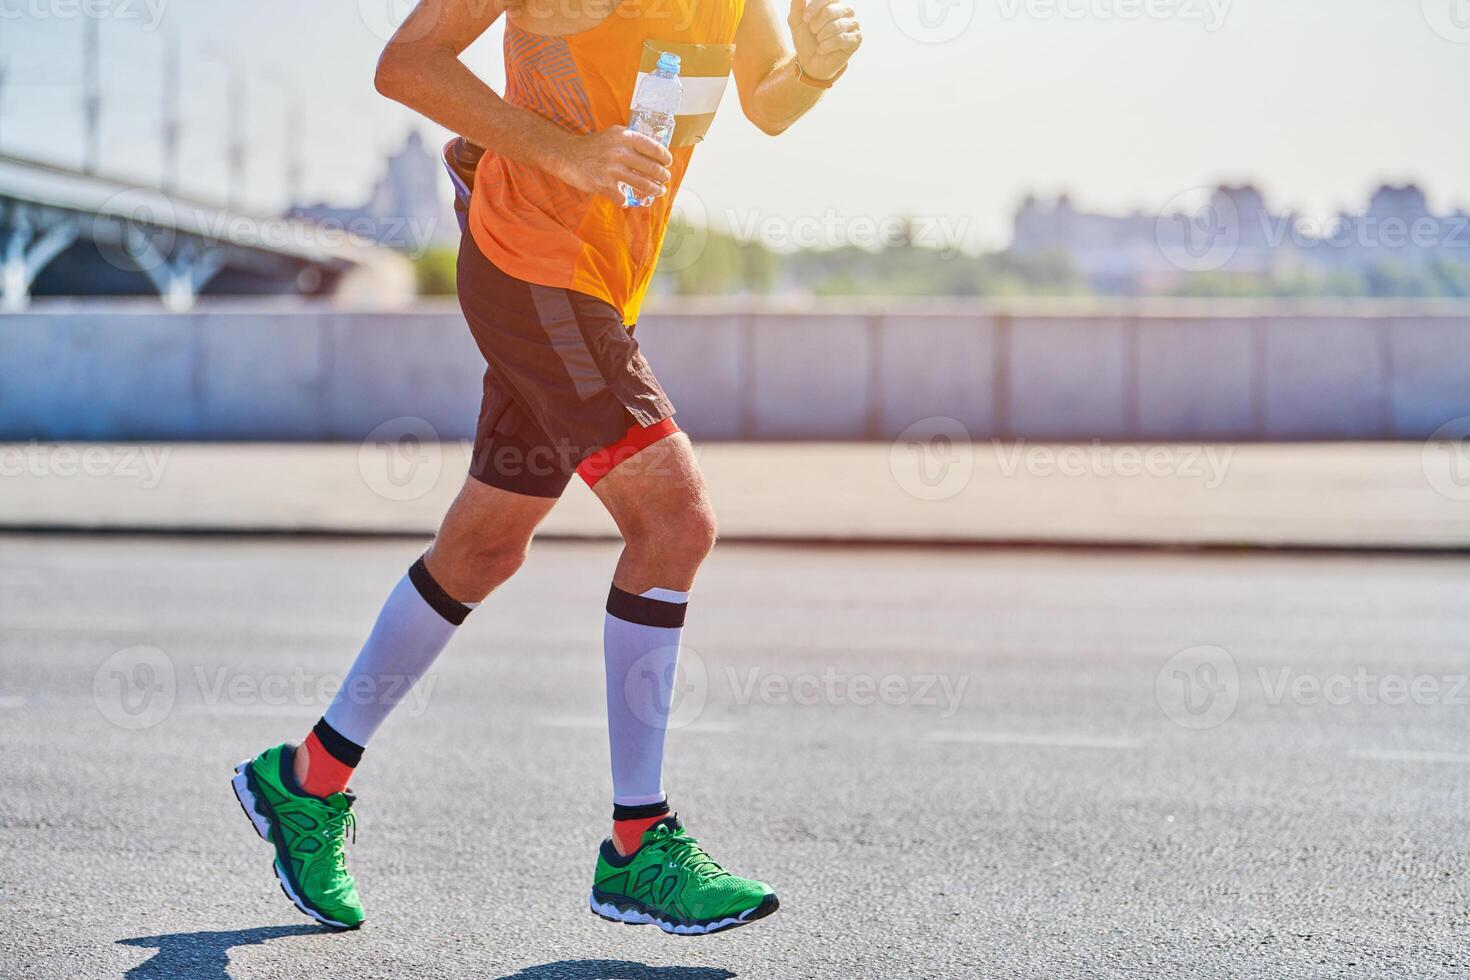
[589,816,779,935]
[230,743,366,930]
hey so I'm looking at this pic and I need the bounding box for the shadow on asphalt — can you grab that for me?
[116,924,323,978]
[497,962,736,980]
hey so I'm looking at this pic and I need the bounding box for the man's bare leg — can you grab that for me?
[585,430,778,930]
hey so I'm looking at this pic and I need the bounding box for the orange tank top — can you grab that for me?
[468,0,744,325]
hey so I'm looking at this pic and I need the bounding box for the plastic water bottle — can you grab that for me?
[619,52,682,208]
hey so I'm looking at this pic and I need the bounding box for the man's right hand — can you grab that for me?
[554,126,674,203]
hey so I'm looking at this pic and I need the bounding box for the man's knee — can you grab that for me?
[625,501,718,567]
[426,531,529,600]
[469,537,531,584]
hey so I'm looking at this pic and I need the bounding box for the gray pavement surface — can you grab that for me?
[2,534,1469,978]
[2,441,1469,549]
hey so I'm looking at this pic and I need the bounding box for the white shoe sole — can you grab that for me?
[588,891,779,936]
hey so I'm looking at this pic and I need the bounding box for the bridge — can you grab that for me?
[0,154,413,311]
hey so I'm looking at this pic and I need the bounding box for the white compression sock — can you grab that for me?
[320,557,476,748]
[603,584,689,806]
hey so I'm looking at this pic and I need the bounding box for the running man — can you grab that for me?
[231,0,860,935]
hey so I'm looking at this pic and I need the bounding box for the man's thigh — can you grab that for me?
[590,432,713,535]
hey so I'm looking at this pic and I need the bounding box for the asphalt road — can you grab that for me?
[1,535,1468,979]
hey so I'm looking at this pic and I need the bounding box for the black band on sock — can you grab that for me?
[613,799,671,822]
[408,557,473,626]
[606,585,686,628]
[311,717,365,768]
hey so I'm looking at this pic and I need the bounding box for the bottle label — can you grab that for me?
[630,40,737,148]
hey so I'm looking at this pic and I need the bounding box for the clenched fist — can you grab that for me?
[788,0,862,82]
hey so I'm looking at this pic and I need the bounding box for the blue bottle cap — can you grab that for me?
[656,52,681,75]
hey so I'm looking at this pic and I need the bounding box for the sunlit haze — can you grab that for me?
[2,0,1467,249]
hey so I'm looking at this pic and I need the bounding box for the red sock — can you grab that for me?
[613,814,667,855]
[299,731,355,797]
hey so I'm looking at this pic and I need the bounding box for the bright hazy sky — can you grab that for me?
[2,0,1468,248]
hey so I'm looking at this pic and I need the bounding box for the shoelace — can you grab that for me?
[322,808,357,872]
[654,828,729,880]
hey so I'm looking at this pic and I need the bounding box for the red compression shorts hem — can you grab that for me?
[576,417,680,488]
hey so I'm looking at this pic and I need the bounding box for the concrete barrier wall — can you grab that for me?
[2,301,1468,442]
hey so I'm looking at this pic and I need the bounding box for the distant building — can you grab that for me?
[288,130,457,255]
[1327,184,1470,271]
[1010,183,1470,292]
[1012,185,1302,293]
[1013,193,1169,293]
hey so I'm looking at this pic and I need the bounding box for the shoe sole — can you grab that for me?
[231,759,362,931]
[588,889,780,936]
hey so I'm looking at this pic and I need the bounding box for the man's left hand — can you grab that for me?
[787,0,862,83]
